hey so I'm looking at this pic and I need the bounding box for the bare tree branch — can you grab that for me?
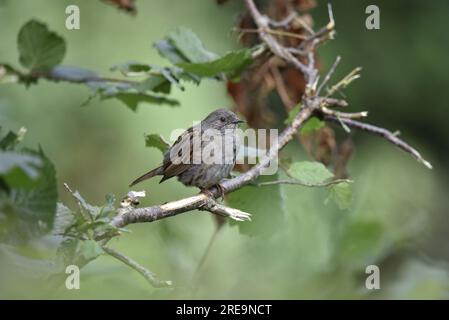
[102,246,172,288]
[268,11,298,28]
[317,55,341,95]
[324,116,433,169]
[0,63,139,86]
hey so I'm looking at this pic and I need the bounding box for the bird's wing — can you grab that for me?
[160,125,199,182]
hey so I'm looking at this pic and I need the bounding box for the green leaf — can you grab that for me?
[145,134,169,154]
[328,182,353,210]
[56,238,79,265]
[105,193,115,207]
[67,188,102,220]
[168,27,217,63]
[0,148,58,243]
[136,76,172,94]
[56,239,103,267]
[111,63,186,94]
[156,28,252,81]
[284,104,301,125]
[17,19,66,71]
[102,92,179,111]
[154,39,188,64]
[227,174,285,236]
[0,127,27,150]
[52,203,75,235]
[0,151,42,179]
[300,117,325,135]
[0,128,38,189]
[177,49,252,78]
[86,79,181,110]
[287,161,334,185]
[97,194,116,219]
[78,240,103,262]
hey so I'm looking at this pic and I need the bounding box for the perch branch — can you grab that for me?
[110,107,314,229]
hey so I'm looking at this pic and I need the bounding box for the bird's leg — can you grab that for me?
[215,183,226,201]
[200,188,215,198]
[200,183,225,201]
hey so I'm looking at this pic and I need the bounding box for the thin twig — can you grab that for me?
[287,47,306,56]
[268,11,298,28]
[298,3,336,50]
[234,27,307,40]
[326,67,362,97]
[317,55,341,95]
[325,116,432,169]
[102,246,172,288]
[244,0,310,77]
[63,183,91,222]
[320,107,368,119]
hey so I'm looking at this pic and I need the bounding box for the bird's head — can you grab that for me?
[202,108,245,131]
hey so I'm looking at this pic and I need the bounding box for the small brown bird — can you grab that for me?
[130,109,244,193]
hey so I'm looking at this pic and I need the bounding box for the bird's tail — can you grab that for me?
[129,166,164,187]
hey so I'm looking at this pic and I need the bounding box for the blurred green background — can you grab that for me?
[0,0,448,299]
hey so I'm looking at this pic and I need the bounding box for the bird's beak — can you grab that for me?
[233,118,245,124]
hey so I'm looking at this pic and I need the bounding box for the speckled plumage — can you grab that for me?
[130,109,243,190]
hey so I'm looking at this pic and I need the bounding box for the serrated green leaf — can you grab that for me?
[78,240,103,262]
[136,75,171,94]
[300,117,325,135]
[56,238,79,265]
[177,49,252,78]
[0,127,26,150]
[68,189,103,220]
[328,182,353,210]
[97,194,116,219]
[0,148,58,243]
[154,39,188,64]
[168,27,217,63]
[53,203,75,235]
[17,19,66,71]
[287,161,334,185]
[105,193,115,207]
[0,151,42,179]
[226,174,285,236]
[145,134,169,154]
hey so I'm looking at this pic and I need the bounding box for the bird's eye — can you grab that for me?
[220,116,226,122]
